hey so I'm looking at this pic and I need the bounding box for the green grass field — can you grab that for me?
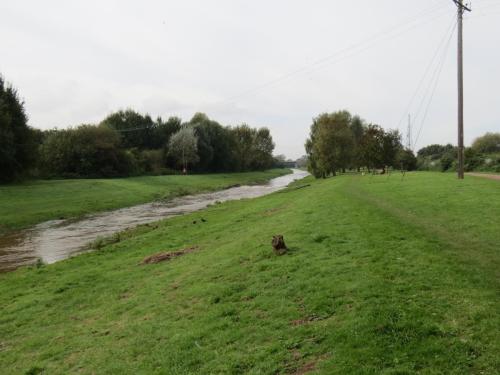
[0,172,499,374]
[0,169,289,233]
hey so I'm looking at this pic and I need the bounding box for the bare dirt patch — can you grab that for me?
[290,315,323,326]
[294,361,317,375]
[141,246,199,265]
[261,206,286,217]
[466,173,500,181]
[286,353,330,375]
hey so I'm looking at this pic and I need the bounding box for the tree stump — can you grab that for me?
[272,235,287,255]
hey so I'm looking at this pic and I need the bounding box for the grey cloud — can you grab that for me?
[1,0,498,159]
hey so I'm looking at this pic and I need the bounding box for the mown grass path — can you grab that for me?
[0,169,289,233]
[0,172,498,374]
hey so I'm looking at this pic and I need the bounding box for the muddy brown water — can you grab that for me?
[0,169,309,273]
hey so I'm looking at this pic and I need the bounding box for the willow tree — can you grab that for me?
[168,126,199,173]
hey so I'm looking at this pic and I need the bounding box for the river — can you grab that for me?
[0,169,309,272]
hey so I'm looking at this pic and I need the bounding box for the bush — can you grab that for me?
[440,151,455,172]
[471,133,500,154]
[39,125,131,178]
[464,148,484,172]
[140,149,165,175]
[479,155,500,172]
[417,144,454,159]
[417,136,500,173]
[124,148,173,176]
[397,149,417,171]
[417,156,442,171]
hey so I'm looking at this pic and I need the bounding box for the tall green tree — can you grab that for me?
[358,125,402,171]
[305,111,354,177]
[306,111,402,177]
[349,115,366,170]
[101,109,155,149]
[0,76,37,182]
[397,149,418,171]
[152,116,182,149]
[187,113,240,172]
[229,124,275,171]
[380,129,403,168]
[251,127,275,170]
[231,124,256,171]
[189,113,217,171]
[358,124,385,171]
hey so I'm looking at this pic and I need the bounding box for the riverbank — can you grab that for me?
[0,169,290,233]
[0,170,306,272]
[1,172,499,373]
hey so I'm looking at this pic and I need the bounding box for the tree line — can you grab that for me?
[417,132,500,173]
[305,110,416,178]
[1,76,276,182]
[305,110,500,177]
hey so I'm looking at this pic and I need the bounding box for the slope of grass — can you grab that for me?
[0,169,289,233]
[0,172,499,374]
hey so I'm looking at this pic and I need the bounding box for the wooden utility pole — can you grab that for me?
[452,0,471,179]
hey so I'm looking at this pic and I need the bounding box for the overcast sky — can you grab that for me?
[1,0,499,158]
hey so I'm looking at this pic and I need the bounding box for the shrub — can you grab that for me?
[39,125,131,178]
[440,151,455,172]
[397,149,417,171]
[464,148,484,172]
[471,132,500,154]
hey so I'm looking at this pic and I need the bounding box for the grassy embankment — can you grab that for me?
[1,172,499,374]
[0,169,289,233]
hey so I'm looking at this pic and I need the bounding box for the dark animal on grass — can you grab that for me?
[272,235,287,255]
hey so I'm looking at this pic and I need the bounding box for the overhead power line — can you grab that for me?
[395,14,458,134]
[412,20,457,150]
[217,2,450,106]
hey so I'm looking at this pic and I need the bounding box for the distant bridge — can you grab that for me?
[283,161,297,168]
